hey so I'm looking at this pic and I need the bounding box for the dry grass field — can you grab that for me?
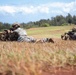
[0,25,76,75]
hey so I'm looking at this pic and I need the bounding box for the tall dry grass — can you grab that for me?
[0,39,76,75]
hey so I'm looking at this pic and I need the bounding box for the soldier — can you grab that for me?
[11,23,36,42]
[3,29,10,41]
[61,26,76,40]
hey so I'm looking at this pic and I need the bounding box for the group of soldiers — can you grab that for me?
[0,23,36,42]
[0,23,76,42]
[0,23,54,43]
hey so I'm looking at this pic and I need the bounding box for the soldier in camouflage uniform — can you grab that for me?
[61,26,76,40]
[11,23,36,42]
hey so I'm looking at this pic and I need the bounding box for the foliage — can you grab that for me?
[0,13,76,30]
[66,13,73,25]
[0,22,11,31]
[40,23,50,27]
[61,23,69,26]
[73,15,76,25]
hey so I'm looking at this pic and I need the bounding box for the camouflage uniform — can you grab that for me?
[13,27,36,42]
[65,27,76,40]
[61,26,76,40]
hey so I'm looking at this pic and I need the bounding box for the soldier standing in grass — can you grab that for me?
[11,23,36,42]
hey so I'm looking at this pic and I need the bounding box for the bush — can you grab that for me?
[41,23,50,27]
[62,23,68,26]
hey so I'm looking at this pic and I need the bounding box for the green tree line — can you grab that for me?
[0,13,76,30]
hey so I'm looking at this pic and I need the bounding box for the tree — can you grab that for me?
[66,13,73,25]
[41,23,50,27]
[50,15,66,26]
[73,15,76,25]
[0,22,3,30]
[3,23,11,29]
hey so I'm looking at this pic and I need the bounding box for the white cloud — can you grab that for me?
[51,10,63,14]
[62,2,76,13]
[19,7,35,14]
[46,2,76,13]
[0,1,76,15]
[0,6,16,14]
[36,5,49,13]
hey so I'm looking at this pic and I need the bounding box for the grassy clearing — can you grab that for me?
[27,25,74,38]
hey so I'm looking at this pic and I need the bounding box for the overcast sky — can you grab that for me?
[0,0,76,23]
